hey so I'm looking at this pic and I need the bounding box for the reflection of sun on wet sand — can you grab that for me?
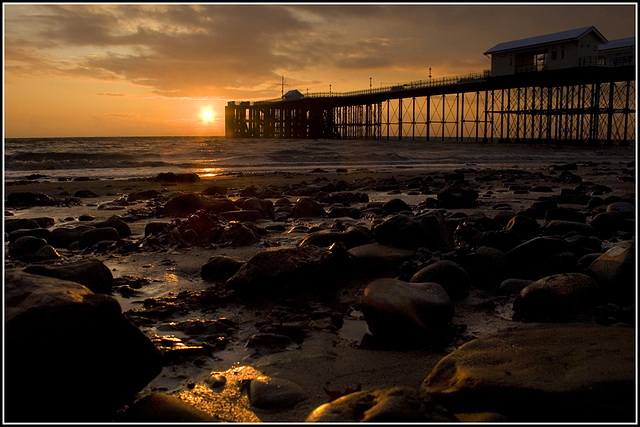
[4,155,636,422]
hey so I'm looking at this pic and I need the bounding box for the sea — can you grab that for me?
[3,136,636,183]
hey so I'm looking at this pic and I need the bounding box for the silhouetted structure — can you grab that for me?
[226,27,635,144]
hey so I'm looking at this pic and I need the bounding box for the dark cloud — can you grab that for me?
[4,4,636,99]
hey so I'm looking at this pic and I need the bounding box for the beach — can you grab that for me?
[4,141,637,422]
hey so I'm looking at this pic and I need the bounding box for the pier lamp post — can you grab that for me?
[429,67,432,79]
[329,84,332,95]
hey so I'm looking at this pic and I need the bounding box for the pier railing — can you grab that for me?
[255,70,492,105]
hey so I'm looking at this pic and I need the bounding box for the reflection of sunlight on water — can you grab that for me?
[178,365,264,422]
[197,167,225,177]
[164,273,178,285]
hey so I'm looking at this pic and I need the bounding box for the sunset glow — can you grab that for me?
[3,3,636,138]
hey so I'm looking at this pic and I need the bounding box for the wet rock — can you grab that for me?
[8,236,48,259]
[498,278,533,295]
[292,197,326,218]
[382,198,412,213]
[153,172,200,183]
[120,394,216,422]
[512,273,602,321]
[49,225,95,248]
[361,278,453,342]
[307,386,457,422]
[5,218,41,234]
[160,193,207,217]
[202,185,227,196]
[606,201,634,219]
[372,212,453,251]
[127,189,162,202]
[220,209,263,222]
[32,245,62,262]
[348,243,416,277]
[145,222,170,237]
[6,191,56,208]
[239,198,275,219]
[24,258,114,294]
[506,214,540,239]
[80,226,121,248]
[542,220,596,236]
[74,189,99,198]
[589,211,625,233]
[248,377,307,409]
[4,270,162,421]
[586,242,635,304]
[504,237,591,280]
[227,245,351,296]
[421,325,635,421]
[544,207,586,223]
[201,255,245,282]
[94,217,132,238]
[299,226,374,249]
[219,223,261,247]
[8,227,51,243]
[410,260,470,301]
[246,333,295,349]
[437,181,479,209]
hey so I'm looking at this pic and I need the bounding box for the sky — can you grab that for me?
[3,2,637,138]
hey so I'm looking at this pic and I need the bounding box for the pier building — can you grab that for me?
[226,26,635,144]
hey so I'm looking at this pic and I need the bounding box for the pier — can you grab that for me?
[225,64,635,144]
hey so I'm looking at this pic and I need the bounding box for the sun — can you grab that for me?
[201,108,215,121]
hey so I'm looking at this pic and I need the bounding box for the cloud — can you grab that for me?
[4,4,636,100]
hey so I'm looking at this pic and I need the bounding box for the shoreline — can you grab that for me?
[4,158,636,422]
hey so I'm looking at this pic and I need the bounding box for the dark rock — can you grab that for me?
[220,210,263,222]
[545,207,586,223]
[504,237,592,279]
[201,255,245,282]
[410,260,471,301]
[506,214,540,239]
[8,236,48,259]
[299,226,374,249]
[4,271,162,421]
[94,217,132,238]
[437,182,479,209]
[382,198,412,213]
[5,218,41,234]
[498,278,533,295]
[120,394,217,421]
[512,273,602,321]
[227,245,350,296]
[80,227,121,248]
[421,325,635,421]
[49,225,95,248]
[24,258,114,294]
[74,189,99,198]
[219,223,261,247]
[8,227,51,243]
[307,386,457,422]
[292,197,326,218]
[542,220,596,237]
[589,211,625,233]
[606,201,634,219]
[202,186,227,196]
[32,245,62,262]
[361,278,453,342]
[239,198,274,219]
[372,212,453,251]
[161,193,207,217]
[586,242,635,304]
[6,192,56,207]
[145,222,170,237]
[246,333,294,348]
[348,243,416,277]
[154,172,200,183]
[248,377,307,409]
[127,189,162,202]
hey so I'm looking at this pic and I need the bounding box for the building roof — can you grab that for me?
[599,36,635,52]
[484,26,607,55]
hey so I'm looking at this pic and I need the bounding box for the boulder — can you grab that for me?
[421,325,635,421]
[120,394,217,422]
[49,225,95,248]
[410,260,471,301]
[291,197,326,218]
[8,236,48,259]
[5,218,42,234]
[348,243,415,277]
[307,386,457,422]
[361,278,454,342]
[586,242,635,304]
[248,377,307,409]
[4,270,162,421]
[512,273,602,321]
[201,255,245,282]
[382,198,412,213]
[80,227,121,248]
[372,212,453,251]
[299,226,374,249]
[542,220,596,237]
[437,182,479,209]
[94,217,132,238]
[226,245,351,296]
[24,258,114,294]
[504,237,592,279]
[160,193,207,217]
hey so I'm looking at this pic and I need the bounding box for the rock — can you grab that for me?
[246,333,295,349]
[219,223,261,247]
[227,245,351,296]
[80,226,121,248]
[220,210,263,222]
[74,189,99,198]
[145,222,170,237]
[94,217,132,238]
[437,181,479,208]
[498,278,533,295]
[361,278,454,342]
[512,273,602,321]
[154,172,200,183]
[5,218,41,233]
[248,377,307,409]
[382,198,412,213]
[421,325,635,421]
[589,211,625,233]
[348,243,416,277]
[372,212,453,251]
[542,220,596,236]
[120,394,217,421]
[544,207,586,223]
[201,255,245,282]
[202,185,227,195]
[32,245,62,262]
[4,270,163,421]
[410,260,470,301]
[6,191,56,207]
[505,214,540,239]
[504,237,592,280]
[299,226,374,249]
[606,201,634,219]
[127,189,162,202]
[239,198,274,219]
[586,242,635,304]
[161,193,207,217]
[291,197,326,218]
[306,386,457,422]
[8,236,48,259]
[49,225,95,248]
[24,258,114,294]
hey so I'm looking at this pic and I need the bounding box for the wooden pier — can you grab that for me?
[225,64,635,144]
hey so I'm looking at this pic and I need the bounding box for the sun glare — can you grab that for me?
[201,108,215,121]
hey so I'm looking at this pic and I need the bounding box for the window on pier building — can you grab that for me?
[551,48,557,60]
